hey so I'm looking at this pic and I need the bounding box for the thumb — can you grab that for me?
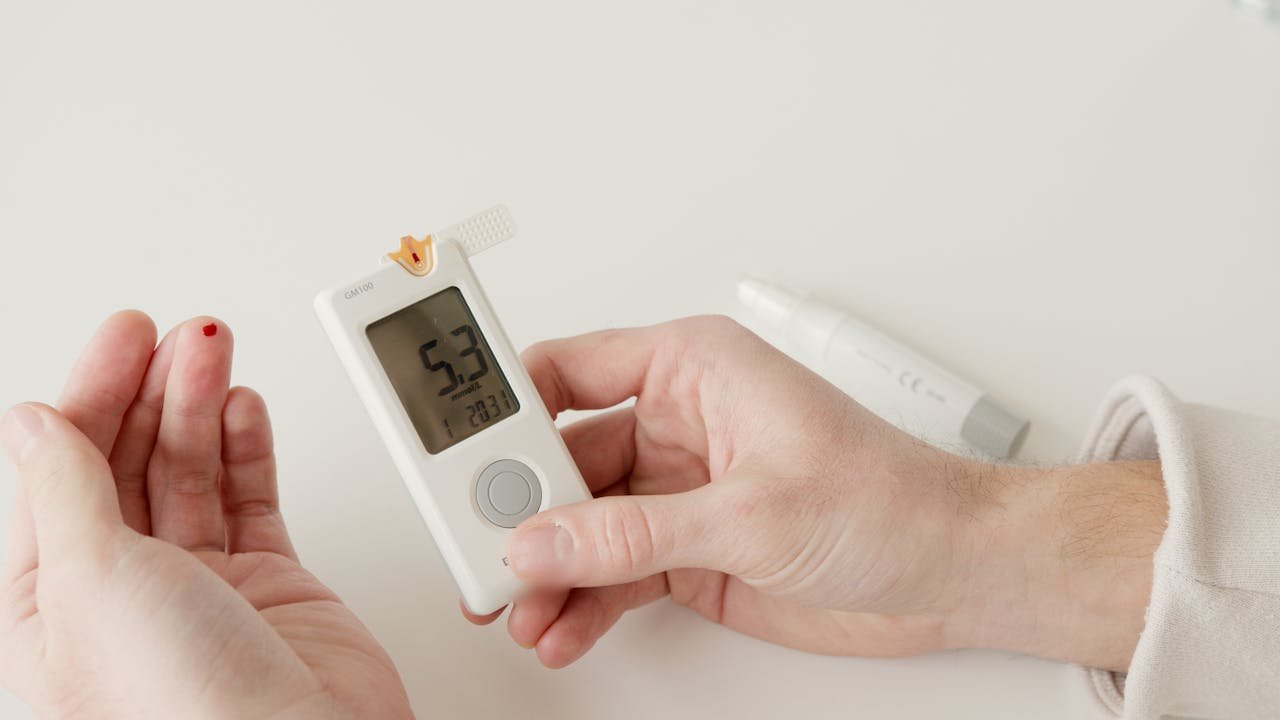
[507,483,748,587]
[1,403,124,564]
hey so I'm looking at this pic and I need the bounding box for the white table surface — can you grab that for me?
[2,2,1277,718]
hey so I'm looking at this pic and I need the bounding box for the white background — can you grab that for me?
[2,1,1278,718]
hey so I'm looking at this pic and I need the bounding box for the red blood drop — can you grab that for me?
[411,252,421,264]
[202,323,218,337]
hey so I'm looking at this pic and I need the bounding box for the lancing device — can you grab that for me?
[737,278,1029,458]
[314,206,591,614]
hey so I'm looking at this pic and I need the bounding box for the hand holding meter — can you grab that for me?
[314,206,590,614]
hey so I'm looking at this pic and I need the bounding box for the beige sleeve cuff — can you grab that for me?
[1077,375,1280,720]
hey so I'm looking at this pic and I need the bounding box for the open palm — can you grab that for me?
[0,312,412,719]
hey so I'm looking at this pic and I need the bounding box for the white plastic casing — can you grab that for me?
[314,222,590,614]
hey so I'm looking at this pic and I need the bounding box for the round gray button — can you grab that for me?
[475,459,542,528]
[488,472,532,515]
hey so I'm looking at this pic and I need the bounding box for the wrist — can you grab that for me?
[941,458,1166,671]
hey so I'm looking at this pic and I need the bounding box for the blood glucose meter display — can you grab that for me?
[367,286,520,453]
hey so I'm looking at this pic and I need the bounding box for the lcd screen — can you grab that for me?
[367,287,519,453]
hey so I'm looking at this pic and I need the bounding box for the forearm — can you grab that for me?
[943,458,1167,671]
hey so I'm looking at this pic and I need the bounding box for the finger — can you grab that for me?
[534,575,668,669]
[0,404,124,565]
[0,566,39,699]
[503,483,625,639]
[507,483,743,588]
[507,589,569,648]
[2,482,35,587]
[521,325,667,417]
[459,599,504,626]
[148,317,233,552]
[560,408,636,493]
[221,387,296,560]
[55,310,158,456]
[107,326,179,534]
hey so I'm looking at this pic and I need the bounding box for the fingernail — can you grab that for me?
[0,405,44,464]
[509,524,574,579]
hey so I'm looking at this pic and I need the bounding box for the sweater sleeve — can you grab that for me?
[1077,376,1280,720]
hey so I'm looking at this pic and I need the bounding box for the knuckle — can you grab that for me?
[596,499,658,577]
[168,396,222,421]
[162,467,220,496]
[679,314,746,340]
[76,383,137,419]
[45,526,137,585]
[223,497,278,518]
[113,471,147,498]
[223,435,273,467]
[27,445,104,513]
[662,315,756,373]
[27,458,73,516]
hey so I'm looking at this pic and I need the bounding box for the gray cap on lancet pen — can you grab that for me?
[960,395,1028,459]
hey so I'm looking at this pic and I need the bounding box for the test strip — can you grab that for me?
[438,205,517,257]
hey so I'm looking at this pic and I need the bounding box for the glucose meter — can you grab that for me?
[314,206,590,614]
